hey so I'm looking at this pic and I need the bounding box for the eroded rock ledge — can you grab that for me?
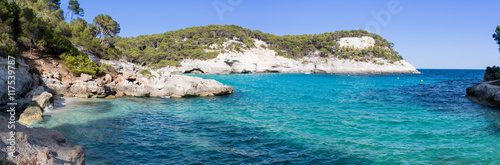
[466,80,500,107]
[44,69,234,98]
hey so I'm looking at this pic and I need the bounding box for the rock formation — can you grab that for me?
[157,38,419,74]
[38,59,235,98]
[33,92,53,109]
[0,57,37,108]
[18,106,44,125]
[466,79,500,107]
[0,116,85,165]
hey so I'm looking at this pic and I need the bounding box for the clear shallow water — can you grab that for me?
[33,69,500,164]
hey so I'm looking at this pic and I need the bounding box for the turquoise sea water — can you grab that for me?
[33,69,500,164]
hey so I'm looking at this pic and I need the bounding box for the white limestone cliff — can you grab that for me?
[338,36,376,50]
[157,38,419,74]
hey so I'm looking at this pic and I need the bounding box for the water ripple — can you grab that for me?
[31,70,500,164]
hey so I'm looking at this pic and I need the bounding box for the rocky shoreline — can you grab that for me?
[466,80,500,107]
[466,70,500,107]
[0,52,234,164]
[158,39,420,74]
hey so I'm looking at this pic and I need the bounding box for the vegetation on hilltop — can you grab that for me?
[0,1,403,73]
[113,25,403,67]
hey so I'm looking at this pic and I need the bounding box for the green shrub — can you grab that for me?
[57,46,103,76]
[0,154,5,165]
[155,60,180,67]
[139,69,151,75]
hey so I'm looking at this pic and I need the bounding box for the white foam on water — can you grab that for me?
[43,97,81,115]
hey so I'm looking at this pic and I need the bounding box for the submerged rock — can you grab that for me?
[18,106,44,125]
[0,116,85,164]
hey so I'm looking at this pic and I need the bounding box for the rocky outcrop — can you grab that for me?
[0,57,37,106]
[157,39,419,74]
[0,116,85,164]
[101,60,234,97]
[466,80,500,107]
[113,74,233,97]
[41,60,234,98]
[19,106,44,125]
[483,66,500,82]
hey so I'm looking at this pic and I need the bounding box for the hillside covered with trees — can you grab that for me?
[0,0,120,75]
[114,25,403,68]
[1,0,404,73]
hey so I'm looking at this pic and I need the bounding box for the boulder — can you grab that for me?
[69,82,90,98]
[69,81,109,98]
[114,81,150,97]
[79,73,92,82]
[33,92,53,109]
[122,70,137,80]
[104,74,113,84]
[86,81,109,98]
[19,106,44,125]
[44,78,71,96]
[0,116,85,165]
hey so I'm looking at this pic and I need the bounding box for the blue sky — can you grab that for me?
[61,0,500,69]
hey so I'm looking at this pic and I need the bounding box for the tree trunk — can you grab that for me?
[99,26,105,43]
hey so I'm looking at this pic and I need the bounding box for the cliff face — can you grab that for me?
[0,57,37,105]
[158,38,419,74]
[338,36,376,50]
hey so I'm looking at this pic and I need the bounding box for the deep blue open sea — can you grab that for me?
[33,69,500,164]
